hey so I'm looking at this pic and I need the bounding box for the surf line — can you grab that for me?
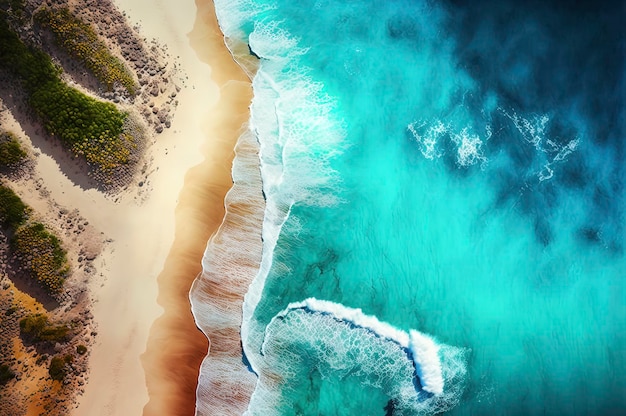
[265,298,444,395]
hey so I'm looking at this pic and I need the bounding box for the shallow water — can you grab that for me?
[200,0,626,414]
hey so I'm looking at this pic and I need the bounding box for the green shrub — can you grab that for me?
[76,344,87,355]
[0,131,26,167]
[0,15,137,177]
[38,324,69,342]
[19,313,48,335]
[0,184,29,229]
[36,7,137,95]
[0,364,15,385]
[48,356,65,381]
[11,222,69,294]
[19,313,69,343]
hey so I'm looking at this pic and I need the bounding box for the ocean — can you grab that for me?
[192,0,626,414]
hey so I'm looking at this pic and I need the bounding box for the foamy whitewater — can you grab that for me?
[191,0,626,415]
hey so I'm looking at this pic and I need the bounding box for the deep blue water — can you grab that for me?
[212,0,625,414]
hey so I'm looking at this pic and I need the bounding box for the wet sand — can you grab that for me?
[91,0,252,415]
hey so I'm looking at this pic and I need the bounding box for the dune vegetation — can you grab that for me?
[0,184,69,295]
[35,7,137,95]
[0,131,27,168]
[0,8,138,179]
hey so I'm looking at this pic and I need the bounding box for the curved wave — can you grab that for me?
[246,298,467,415]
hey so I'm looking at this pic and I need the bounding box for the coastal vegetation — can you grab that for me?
[0,184,30,228]
[11,222,69,294]
[19,313,69,343]
[0,131,27,167]
[0,364,16,385]
[0,184,69,295]
[35,7,137,95]
[0,10,138,179]
[48,354,73,381]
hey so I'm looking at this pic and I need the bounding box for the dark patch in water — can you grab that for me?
[386,14,418,41]
[534,218,553,246]
[578,226,601,244]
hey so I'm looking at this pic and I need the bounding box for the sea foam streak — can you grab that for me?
[192,0,346,413]
[276,298,445,395]
[247,299,467,415]
[190,128,264,415]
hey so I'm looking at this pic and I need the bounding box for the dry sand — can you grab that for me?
[74,0,251,415]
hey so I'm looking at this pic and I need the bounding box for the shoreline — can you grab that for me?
[74,0,243,414]
[188,1,266,413]
[139,0,253,414]
[89,0,254,415]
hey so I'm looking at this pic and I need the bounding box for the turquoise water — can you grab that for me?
[212,0,625,414]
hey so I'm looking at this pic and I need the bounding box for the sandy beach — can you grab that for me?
[0,0,249,413]
[76,0,251,415]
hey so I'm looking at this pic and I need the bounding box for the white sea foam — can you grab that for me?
[190,129,264,416]
[408,120,446,160]
[500,108,580,181]
[193,4,346,414]
[450,127,487,167]
[247,298,468,415]
[409,330,444,395]
[408,119,488,167]
[278,298,444,395]
[409,109,580,178]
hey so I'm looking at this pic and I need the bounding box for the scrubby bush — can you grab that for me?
[48,356,65,381]
[19,313,69,343]
[35,7,137,95]
[0,131,27,167]
[0,186,69,294]
[76,344,87,355]
[0,184,30,229]
[20,313,48,335]
[0,364,15,385]
[11,222,69,294]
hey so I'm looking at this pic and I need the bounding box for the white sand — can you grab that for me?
[73,0,222,414]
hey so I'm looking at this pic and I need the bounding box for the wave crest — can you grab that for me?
[246,298,468,415]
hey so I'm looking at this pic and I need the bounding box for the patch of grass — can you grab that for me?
[0,13,138,176]
[0,364,16,385]
[0,184,30,229]
[0,131,27,167]
[0,185,69,294]
[19,313,69,343]
[11,222,69,294]
[35,7,137,95]
[48,355,65,381]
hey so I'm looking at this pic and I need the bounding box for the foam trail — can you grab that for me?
[247,298,467,415]
[224,14,347,410]
[409,330,443,395]
[190,127,265,415]
[280,298,445,395]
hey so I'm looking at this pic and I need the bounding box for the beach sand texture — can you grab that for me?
[76,0,250,415]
